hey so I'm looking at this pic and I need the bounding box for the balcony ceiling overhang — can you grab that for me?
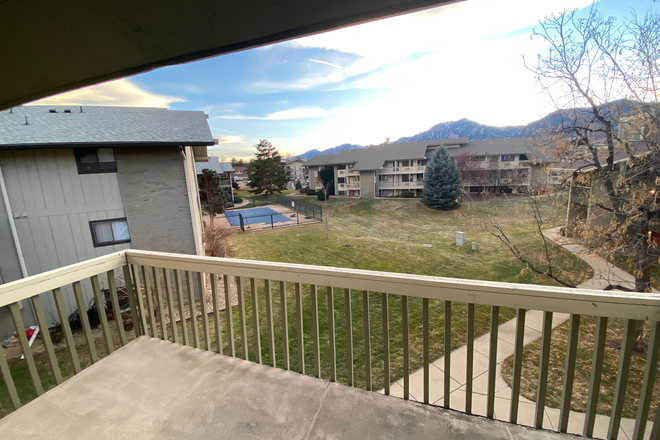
[0,0,459,111]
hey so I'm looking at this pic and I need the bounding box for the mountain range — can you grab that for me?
[298,100,636,160]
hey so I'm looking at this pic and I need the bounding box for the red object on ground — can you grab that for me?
[26,328,35,339]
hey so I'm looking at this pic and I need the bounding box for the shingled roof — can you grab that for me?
[196,157,235,175]
[0,106,215,149]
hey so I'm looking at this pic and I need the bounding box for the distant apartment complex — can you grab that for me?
[285,158,308,187]
[195,157,235,202]
[306,138,552,198]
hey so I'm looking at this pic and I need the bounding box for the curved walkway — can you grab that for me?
[385,227,651,439]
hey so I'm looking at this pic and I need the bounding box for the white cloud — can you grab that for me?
[29,78,185,107]
[309,59,344,69]
[215,135,244,144]
[218,106,327,120]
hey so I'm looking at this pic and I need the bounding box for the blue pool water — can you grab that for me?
[225,207,294,227]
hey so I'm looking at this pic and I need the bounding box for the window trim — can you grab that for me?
[89,217,131,247]
[74,147,118,174]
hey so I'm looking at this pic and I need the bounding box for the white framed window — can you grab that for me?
[89,218,130,247]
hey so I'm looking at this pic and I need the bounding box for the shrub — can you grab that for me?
[205,225,233,257]
[400,190,415,198]
[233,197,243,203]
[68,298,109,331]
[299,185,309,195]
[316,190,329,201]
[306,188,316,196]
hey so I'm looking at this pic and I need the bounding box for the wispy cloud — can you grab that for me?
[218,106,327,120]
[309,59,343,69]
[215,135,244,144]
[29,78,185,107]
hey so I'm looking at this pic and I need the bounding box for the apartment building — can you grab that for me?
[196,157,235,202]
[0,105,214,338]
[306,138,550,198]
[285,158,308,187]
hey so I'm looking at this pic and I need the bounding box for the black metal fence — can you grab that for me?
[272,194,323,221]
[237,211,301,232]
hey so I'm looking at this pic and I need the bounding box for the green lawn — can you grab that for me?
[222,197,593,392]
[0,197,594,418]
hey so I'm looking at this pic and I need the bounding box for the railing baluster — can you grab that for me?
[423,297,429,404]
[345,288,353,386]
[153,267,168,342]
[73,281,99,363]
[199,272,211,351]
[31,295,63,384]
[402,295,409,400]
[132,265,148,337]
[328,286,336,382]
[633,321,660,440]
[122,265,142,337]
[107,269,128,346]
[141,265,157,337]
[382,293,390,395]
[466,303,475,414]
[163,269,179,344]
[295,282,305,374]
[608,319,638,439]
[651,403,660,440]
[559,314,581,432]
[236,276,248,360]
[487,305,499,418]
[9,302,43,395]
[535,311,553,428]
[225,275,235,357]
[444,300,451,409]
[363,290,372,391]
[250,278,262,363]
[174,270,189,346]
[265,280,275,366]
[584,316,608,437]
[91,275,114,354]
[0,342,20,409]
[53,287,81,373]
[280,281,289,370]
[211,274,223,354]
[510,308,526,423]
[311,285,321,378]
[186,271,200,349]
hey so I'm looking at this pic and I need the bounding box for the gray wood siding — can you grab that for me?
[0,149,130,333]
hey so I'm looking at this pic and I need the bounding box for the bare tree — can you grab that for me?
[477,6,660,294]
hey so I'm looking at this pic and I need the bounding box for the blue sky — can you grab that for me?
[33,0,657,159]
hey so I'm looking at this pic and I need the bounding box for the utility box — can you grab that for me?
[456,231,465,247]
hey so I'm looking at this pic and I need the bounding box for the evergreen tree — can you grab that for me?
[421,147,462,210]
[295,180,303,190]
[246,139,289,194]
[199,169,228,228]
[317,165,335,197]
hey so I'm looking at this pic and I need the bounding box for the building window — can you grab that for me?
[400,160,410,167]
[89,218,130,247]
[338,177,345,183]
[336,164,346,170]
[419,159,427,166]
[338,191,346,196]
[501,155,515,162]
[74,148,117,174]
[519,154,529,161]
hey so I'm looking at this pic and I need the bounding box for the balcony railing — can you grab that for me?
[1,249,659,439]
[378,181,424,189]
[381,166,426,173]
[339,182,360,189]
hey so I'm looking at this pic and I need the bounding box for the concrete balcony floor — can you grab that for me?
[0,337,577,440]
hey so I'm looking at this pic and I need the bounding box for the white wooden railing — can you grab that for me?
[1,249,659,439]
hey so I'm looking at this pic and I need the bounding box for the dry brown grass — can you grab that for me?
[501,317,659,420]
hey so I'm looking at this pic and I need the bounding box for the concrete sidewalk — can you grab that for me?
[384,227,652,439]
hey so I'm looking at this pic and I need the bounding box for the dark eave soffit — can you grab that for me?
[0,0,459,111]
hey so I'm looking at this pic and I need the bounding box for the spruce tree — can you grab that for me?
[246,139,289,194]
[421,147,462,210]
[199,169,228,228]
